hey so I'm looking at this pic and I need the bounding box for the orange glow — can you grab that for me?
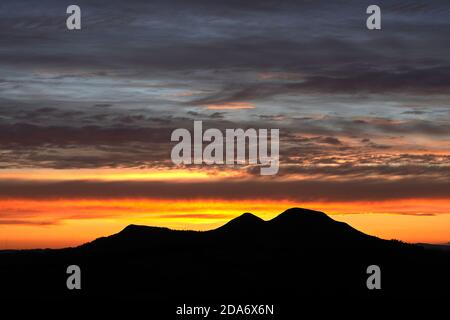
[1,165,449,249]
[1,198,449,249]
[206,102,256,109]
[0,168,241,181]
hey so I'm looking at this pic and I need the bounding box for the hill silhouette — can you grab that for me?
[83,208,383,251]
[0,207,449,303]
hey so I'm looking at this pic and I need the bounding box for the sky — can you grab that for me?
[0,0,449,248]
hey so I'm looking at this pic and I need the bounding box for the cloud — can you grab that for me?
[0,219,57,226]
[0,177,449,202]
[0,0,448,191]
[205,102,255,110]
[156,213,234,220]
[318,137,342,145]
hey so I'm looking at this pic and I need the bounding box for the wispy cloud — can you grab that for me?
[206,102,256,110]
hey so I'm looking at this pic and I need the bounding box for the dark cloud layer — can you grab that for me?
[1,177,449,202]
[0,0,448,179]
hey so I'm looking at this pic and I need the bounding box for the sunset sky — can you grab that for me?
[0,0,449,248]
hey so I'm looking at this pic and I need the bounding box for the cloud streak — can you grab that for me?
[1,177,449,202]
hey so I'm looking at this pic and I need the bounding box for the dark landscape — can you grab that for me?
[1,208,449,303]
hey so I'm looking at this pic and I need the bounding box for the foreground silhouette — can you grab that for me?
[1,208,449,302]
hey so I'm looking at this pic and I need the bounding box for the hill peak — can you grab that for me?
[238,212,263,221]
[217,212,264,231]
[80,207,380,251]
[270,207,332,223]
[120,224,150,233]
[119,224,170,236]
[122,224,142,231]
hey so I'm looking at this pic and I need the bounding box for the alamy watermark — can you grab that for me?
[65,4,380,31]
[171,121,279,175]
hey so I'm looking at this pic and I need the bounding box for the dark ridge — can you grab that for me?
[417,243,450,251]
[80,224,176,251]
[91,207,381,250]
[265,207,381,247]
[1,207,449,301]
[119,224,171,234]
[85,208,376,248]
[269,207,333,224]
[121,224,143,232]
[216,212,265,232]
